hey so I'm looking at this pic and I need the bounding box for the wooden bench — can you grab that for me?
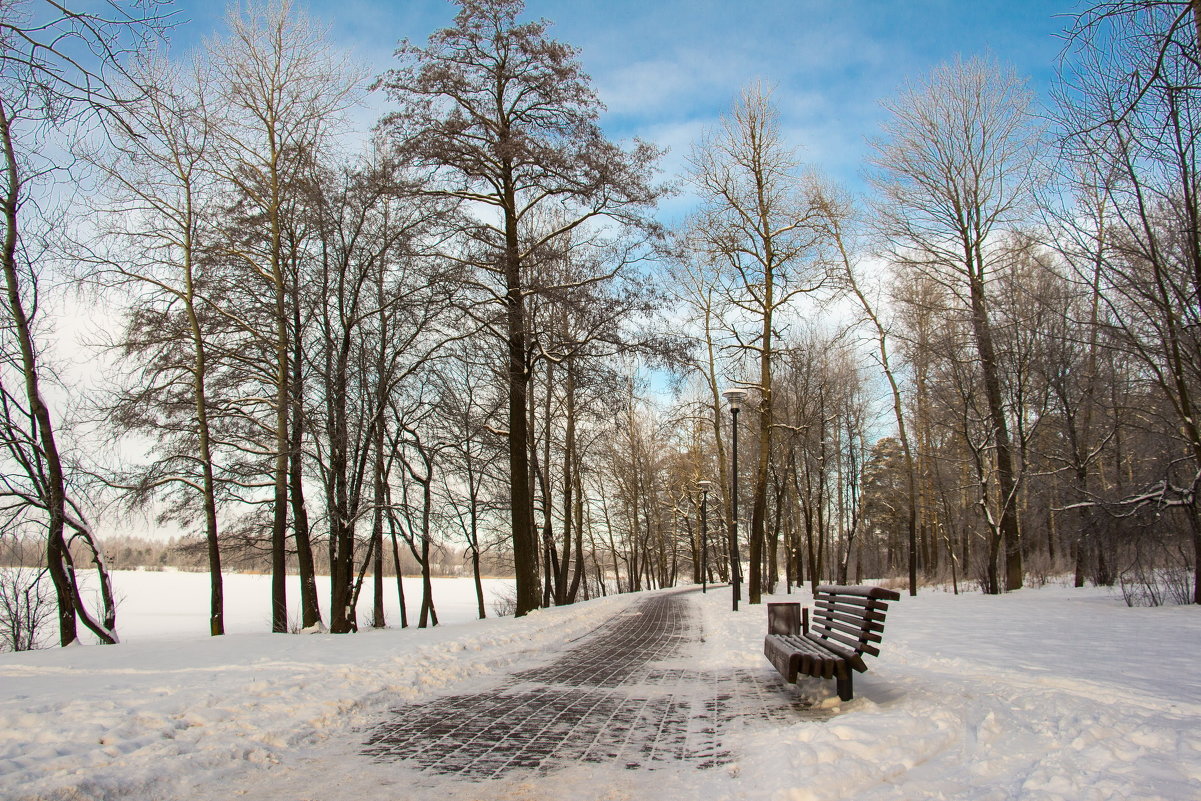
[763,585,901,701]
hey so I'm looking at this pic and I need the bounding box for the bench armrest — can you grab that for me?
[767,602,804,635]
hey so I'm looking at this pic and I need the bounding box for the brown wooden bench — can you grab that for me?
[763,584,901,701]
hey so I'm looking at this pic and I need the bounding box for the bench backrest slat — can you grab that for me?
[817,593,872,608]
[818,618,885,644]
[816,584,901,601]
[816,615,880,640]
[810,584,901,660]
[810,625,875,654]
[816,605,887,630]
[814,597,891,618]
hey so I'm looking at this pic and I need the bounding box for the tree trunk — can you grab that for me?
[289,269,320,629]
[499,152,539,616]
[387,491,409,628]
[269,172,289,634]
[417,474,438,627]
[567,452,586,603]
[556,357,577,605]
[748,266,774,605]
[967,258,1023,592]
[372,441,387,629]
[472,534,485,619]
[0,101,88,646]
[183,197,224,637]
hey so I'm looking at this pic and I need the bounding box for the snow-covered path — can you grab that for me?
[3,580,1201,800]
[363,589,810,776]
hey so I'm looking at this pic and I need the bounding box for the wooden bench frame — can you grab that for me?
[763,585,901,701]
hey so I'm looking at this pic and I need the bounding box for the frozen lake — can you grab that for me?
[95,569,516,642]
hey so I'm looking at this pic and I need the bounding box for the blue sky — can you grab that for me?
[168,0,1077,211]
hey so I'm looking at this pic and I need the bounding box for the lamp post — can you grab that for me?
[723,387,749,611]
[698,479,712,593]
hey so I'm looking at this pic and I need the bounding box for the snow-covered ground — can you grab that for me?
[2,576,1199,800]
[728,585,1201,801]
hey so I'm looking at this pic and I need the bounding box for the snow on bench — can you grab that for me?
[763,584,901,702]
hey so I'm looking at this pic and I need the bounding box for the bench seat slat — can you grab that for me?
[803,632,867,673]
[765,634,847,681]
[809,626,874,654]
[764,636,800,682]
[774,635,848,664]
[776,633,830,655]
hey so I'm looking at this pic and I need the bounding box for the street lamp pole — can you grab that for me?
[723,388,749,612]
[698,479,712,594]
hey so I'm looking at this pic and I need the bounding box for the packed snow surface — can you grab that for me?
[2,574,1199,800]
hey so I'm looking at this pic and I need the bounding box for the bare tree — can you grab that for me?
[207,0,357,631]
[82,53,233,636]
[0,536,51,651]
[1042,166,1122,587]
[1059,1,1201,601]
[522,221,665,606]
[0,1,173,645]
[869,56,1042,593]
[815,184,922,595]
[433,341,506,619]
[685,85,825,604]
[376,0,663,616]
[664,255,733,561]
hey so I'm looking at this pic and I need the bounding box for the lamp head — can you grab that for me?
[722,388,749,411]
[697,479,713,492]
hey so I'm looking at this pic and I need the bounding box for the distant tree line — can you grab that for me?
[1,0,1199,651]
[0,534,510,577]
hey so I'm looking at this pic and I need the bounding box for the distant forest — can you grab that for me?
[2,0,1200,652]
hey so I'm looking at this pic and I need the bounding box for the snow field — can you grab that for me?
[2,576,1200,800]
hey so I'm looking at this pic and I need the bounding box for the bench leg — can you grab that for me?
[836,674,853,702]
